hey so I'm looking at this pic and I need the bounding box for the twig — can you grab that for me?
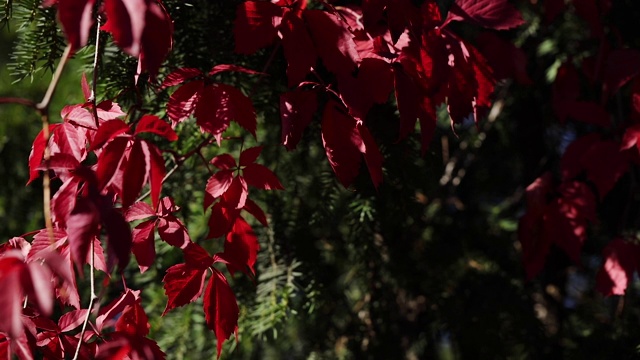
[72,239,98,360]
[0,97,37,108]
[89,15,102,128]
[39,44,72,244]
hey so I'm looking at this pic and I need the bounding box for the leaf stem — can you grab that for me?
[89,15,102,128]
[72,239,98,360]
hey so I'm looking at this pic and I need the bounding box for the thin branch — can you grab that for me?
[36,44,72,112]
[0,97,37,108]
[73,239,98,360]
[39,44,72,243]
[89,15,102,128]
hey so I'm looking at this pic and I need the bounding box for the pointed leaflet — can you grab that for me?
[0,254,27,338]
[211,153,237,171]
[28,124,60,185]
[125,201,156,222]
[209,64,263,77]
[183,242,214,270]
[359,124,384,189]
[280,10,317,87]
[134,115,178,141]
[239,146,263,167]
[96,137,128,191]
[101,0,148,56]
[195,84,257,137]
[137,0,173,79]
[243,164,284,190]
[167,80,204,123]
[224,216,259,276]
[66,197,100,272]
[203,270,239,358]
[90,119,129,151]
[162,264,208,315]
[55,0,95,50]
[102,204,133,273]
[244,198,268,227]
[304,10,360,76]
[205,170,235,207]
[223,176,249,210]
[51,176,81,226]
[207,201,240,239]
[233,0,283,54]
[280,90,318,150]
[96,289,141,331]
[121,140,148,209]
[145,140,167,211]
[321,101,363,188]
[50,123,87,164]
[443,0,525,30]
[131,220,156,273]
[160,68,202,90]
[115,303,150,337]
[596,238,639,296]
[157,216,190,248]
[339,58,394,120]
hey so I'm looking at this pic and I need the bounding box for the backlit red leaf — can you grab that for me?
[160,68,203,90]
[131,220,156,273]
[233,1,283,54]
[280,11,317,86]
[101,0,147,56]
[443,0,525,30]
[167,80,204,123]
[203,270,239,358]
[90,119,129,151]
[162,264,207,315]
[134,115,178,141]
[239,146,263,167]
[304,10,360,76]
[596,238,640,296]
[224,217,258,276]
[280,90,317,150]
[56,0,95,50]
[243,163,284,190]
[321,101,363,188]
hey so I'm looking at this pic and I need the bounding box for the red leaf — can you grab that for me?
[321,101,363,188]
[560,133,600,181]
[359,124,383,189]
[239,146,263,167]
[195,84,257,137]
[51,176,81,226]
[280,11,317,86]
[304,9,360,76]
[125,201,155,222]
[210,154,237,171]
[209,64,263,77]
[339,58,394,120]
[162,264,207,315]
[280,90,317,150]
[101,0,148,56]
[243,163,284,190]
[167,80,204,123]
[58,309,89,332]
[233,0,283,54]
[203,270,239,358]
[66,197,100,272]
[145,140,167,210]
[96,100,127,121]
[90,119,130,151]
[115,303,150,337]
[0,256,26,338]
[131,220,156,273]
[157,215,190,248]
[205,170,235,204]
[96,137,129,191]
[96,289,140,331]
[476,32,532,84]
[121,140,148,209]
[224,217,259,276]
[27,124,60,185]
[102,206,133,273]
[56,0,95,50]
[596,238,640,296]
[51,122,87,163]
[134,115,178,141]
[182,242,214,270]
[443,0,525,30]
[137,0,173,79]
[207,202,239,239]
[243,199,268,227]
[160,68,203,90]
[224,176,249,210]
